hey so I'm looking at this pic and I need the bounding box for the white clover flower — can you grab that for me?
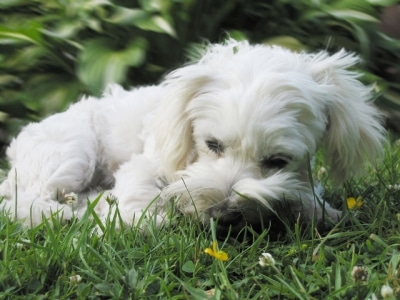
[317,167,327,180]
[351,265,368,282]
[381,284,393,298]
[15,239,30,249]
[69,274,82,284]
[105,193,118,205]
[64,192,78,205]
[259,252,276,267]
[368,293,378,300]
[387,184,400,191]
[71,237,79,250]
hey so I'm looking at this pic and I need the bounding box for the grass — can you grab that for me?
[0,139,399,299]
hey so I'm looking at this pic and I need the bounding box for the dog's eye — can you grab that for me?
[261,155,290,169]
[205,138,225,155]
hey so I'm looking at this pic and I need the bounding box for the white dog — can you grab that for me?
[0,40,385,235]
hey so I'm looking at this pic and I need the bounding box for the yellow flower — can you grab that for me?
[347,196,363,210]
[204,241,229,261]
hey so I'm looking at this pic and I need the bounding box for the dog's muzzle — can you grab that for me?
[207,200,248,237]
[209,207,243,226]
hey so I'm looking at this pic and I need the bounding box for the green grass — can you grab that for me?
[1,140,400,299]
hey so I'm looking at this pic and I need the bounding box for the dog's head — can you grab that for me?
[154,40,385,236]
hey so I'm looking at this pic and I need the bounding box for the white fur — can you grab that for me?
[0,40,385,234]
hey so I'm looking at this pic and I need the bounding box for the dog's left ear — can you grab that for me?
[310,50,385,183]
[152,64,211,181]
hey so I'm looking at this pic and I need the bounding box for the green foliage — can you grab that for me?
[0,141,400,298]
[0,0,177,117]
[1,0,400,145]
[0,0,182,149]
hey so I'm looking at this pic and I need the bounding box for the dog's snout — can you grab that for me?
[210,208,243,226]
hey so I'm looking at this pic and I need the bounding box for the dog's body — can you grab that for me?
[0,40,385,234]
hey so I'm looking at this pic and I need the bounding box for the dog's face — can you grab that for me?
[155,40,384,236]
[162,69,328,235]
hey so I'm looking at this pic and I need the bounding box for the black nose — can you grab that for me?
[210,209,243,226]
[210,209,244,239]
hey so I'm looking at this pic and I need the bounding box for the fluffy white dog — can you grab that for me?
[0,40,385,235]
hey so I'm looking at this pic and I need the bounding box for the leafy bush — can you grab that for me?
[0,0,399,152]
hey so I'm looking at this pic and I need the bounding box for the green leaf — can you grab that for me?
[125,268,139,289]
[352,23,371,59]
[264,36,306,51]
[172,275,208,299]
[139,0,164,12]
[366,0,399,6]
[24,74,81,114]
[0,74,19,86]
[377,91,400,111]
[104,6,176,37]
[0,0,37,8]
[105,7,149,25]
[134,15,177,37]
[1,46,45,70]
[181,260,195,273]
[327,9,379,23]
[41,22,83,39]
[94,283,113,295]
[78,38,146,95]
[0,24,43,45]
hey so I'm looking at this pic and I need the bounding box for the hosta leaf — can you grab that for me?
[25,74,81,114]
[367,0,399,6]
[71,0,111,11]
[42,22,83,39]
[139,0,172,13]
[0,0,37,8]
[264,36,306,51]
[380,91,400,110]
[105,7,149,25]
[104,7,176,37]
[351,23,371,58]
[330,0,376,15]
[0,74,19,86]
[134,15,176,37]
[0,24,43,45]
[327,9,379,23]
[78,38,146,95]
[2,46,46,70]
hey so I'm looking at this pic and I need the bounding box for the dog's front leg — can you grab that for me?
[98,154,165,227]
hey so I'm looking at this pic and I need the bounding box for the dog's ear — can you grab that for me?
[310,50,385,183]
[152,65,211,181]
